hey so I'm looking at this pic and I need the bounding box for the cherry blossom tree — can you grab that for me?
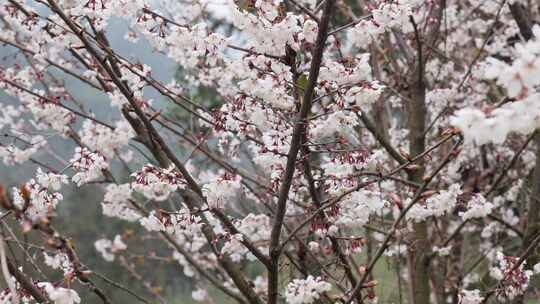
[0,0,540,303]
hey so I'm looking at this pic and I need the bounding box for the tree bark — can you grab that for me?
[508,1,540,295]
[267,1,334,303]
[406,16,431,304]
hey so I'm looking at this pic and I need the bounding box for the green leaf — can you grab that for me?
[296,74,308,93]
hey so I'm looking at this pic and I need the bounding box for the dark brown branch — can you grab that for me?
[7,258,50,303]
[267,0,334,302]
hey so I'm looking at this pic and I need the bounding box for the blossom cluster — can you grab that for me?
[202,174,242,209]
[70,147,109,186]
[0,280,80,304]
[79,120,135,158]
[348,0,417,47]
[95,235,128,262]
[38,282,81,304]
[11,168,68,222]
[459,194,494,221]
[43,252,72,275]
[458,289,484,304]
[131,164,185,201]
[407,184,462,222]
[101,184,140,222]
[451,25,540,145]
[489,251,533,299]
[284,276,332,304]
[139,208,202,237]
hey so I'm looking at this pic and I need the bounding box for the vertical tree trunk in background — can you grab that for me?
[509,1,540,294]
[369,45,391,142]
[518,135,540,304]
[524,137,540,268]
[406,82,431,304]
[406,19,431,304]
[404,2,447,300]
[509,3,534,42]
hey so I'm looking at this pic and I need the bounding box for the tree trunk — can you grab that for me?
[406,32,431,304]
